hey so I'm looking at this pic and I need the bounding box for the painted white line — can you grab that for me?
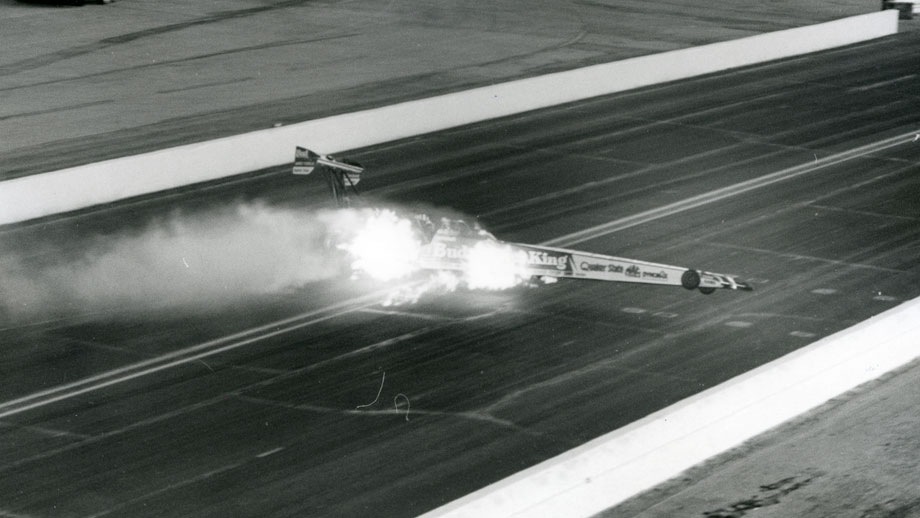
[0,283,461,421]
[790,331,817,338]
[621,307,647,314]
[0,421,90,439]
[86,463,242,518]
[359,307,455,321]
[0,308,358,419]
[724,321,753,328]
[0,291,387,419]
[811,288,838,295]
[256,447,284,458]
[848,74,916,92]
[543,131,917,247]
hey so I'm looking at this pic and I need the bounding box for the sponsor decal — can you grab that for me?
[580,261,625,274]
[429,242,469,260]
[578,261,668,280]
[424,241,572,273]
[523,250,570,271]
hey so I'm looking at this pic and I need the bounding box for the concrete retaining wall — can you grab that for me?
[0,10,898,225]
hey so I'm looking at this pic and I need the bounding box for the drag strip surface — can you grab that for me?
[0,34,918,517]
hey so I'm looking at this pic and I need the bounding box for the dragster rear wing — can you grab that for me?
[294,147,364,206]
[293,147,364,181]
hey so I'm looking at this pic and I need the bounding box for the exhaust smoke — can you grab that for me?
[0,203,343,321]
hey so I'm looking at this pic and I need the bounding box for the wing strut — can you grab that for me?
[293,147,364,207]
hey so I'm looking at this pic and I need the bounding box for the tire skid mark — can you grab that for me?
[235,394,545,437]
[0,100,114,122]
[0,34,357,90]
[0,0,317,76]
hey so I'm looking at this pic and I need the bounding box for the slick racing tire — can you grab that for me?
[699,287,716,295]
[681,269,701,290]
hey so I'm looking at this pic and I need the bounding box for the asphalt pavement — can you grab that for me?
[0,31,918,517]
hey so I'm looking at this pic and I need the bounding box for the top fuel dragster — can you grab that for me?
[294,147,752,294]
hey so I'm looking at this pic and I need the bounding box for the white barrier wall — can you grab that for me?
[0,10,897,225]
[420,297,920,518]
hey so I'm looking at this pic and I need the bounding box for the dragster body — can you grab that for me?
[415,219,747,292]
[294,147,752,294]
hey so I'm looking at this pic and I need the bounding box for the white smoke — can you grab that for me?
[0,203,345,320]
[0,202,538,322]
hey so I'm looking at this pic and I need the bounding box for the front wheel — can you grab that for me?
[699,287,716,295]
[681,269,701,290]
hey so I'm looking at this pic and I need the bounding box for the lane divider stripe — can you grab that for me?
[544,131,917,247]
[0,291,386,418]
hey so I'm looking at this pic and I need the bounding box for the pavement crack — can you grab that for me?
[236,394,543,435]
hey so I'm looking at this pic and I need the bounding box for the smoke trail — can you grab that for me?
[0,203,345,320]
